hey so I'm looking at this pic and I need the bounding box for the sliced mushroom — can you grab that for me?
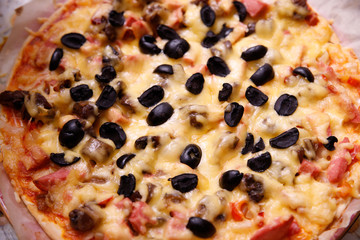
[81,138,114,163]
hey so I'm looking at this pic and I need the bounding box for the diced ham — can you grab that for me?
[242,0,267,18]
[299,160,320,177]
[250,216,294,240]
[327,155,348,184]
[128,202,156,235]
[33,168,70,191]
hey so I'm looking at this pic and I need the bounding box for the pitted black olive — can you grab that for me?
[164,38,190,59]
[293,66,314,82]
[138,85,164,107]
[274,94,298,116]
[241,133,254,155]
[146,102,174,126]
[233,1,247,22]
[59,119,85,149]
[324,136,338,151]
[95,66,117,83]
[99,122,126,149]
[218,83,232,101]
[117,173,136,198]
[247,152,272,172]
[245,22,256,37]
[116,153,136,169]
[50,153,80,166]
[200,5,216,27]
[69,208,95,232]
[49,48,63,71]
[224,102,244,127]
[170,173,198,193]
[241,45,268,62]
[219,170,243,191]
[252,138,265,153]
[157,24,180,40]
[139,35,161,55]
[186,73,205,95]
[95,85,117,110]
[153,64,174,75]
[250,63,274,86]
[207,56,230,77]
[109,10,125,27]
[245,86,268,106]
[61,33,86,49]
[186,217,216,238]
[135,136,148,149]
[70,84,93,102]
[270,127,299,149]
[180,144,202,169]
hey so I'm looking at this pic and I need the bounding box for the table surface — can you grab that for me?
[1,0,360,239]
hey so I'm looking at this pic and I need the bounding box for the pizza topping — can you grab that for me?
[250,63,275,86]
[157,24,180,40]
[186,73,205,95]
[59,119,85,149]
[164,38,190,59]
[243,173,264,202]
[245,86,268,106]
[153,64,174,75]
[274,94,298,116]
[269,127,299,149]
[247,152,272,172]
[218,83,233,101]
[117,153,136,169]
[186,217,216,238]
[50,153,80,166]
[324,136,338,151]
[252,137,265,153]
[219,170,243,191]
[108,10,125,27]
[70,84,93,102]
[61,33,86,49]
[241,45,268,62]
[233,1,247,22]
[96,85,117,110]
[139,35,161,55]
[99,122,126,149]
[224,102,244,127]
[180,144,202,169]
[170,173,198,193]
[293,66,314,82]
[118,173,136,198]
[95,66,117,83]
[69,205,102,232]
[49,48,63,71]
[242,132,255,154]
[207,56,230,77]
[138,85,165,107]
[0,90,28,110]
[146,102,174,126]
[200,5,216,27]
[81,138,113,163]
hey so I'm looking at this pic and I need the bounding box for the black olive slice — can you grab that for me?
[50,153,80,166]
[207,56,230,77]
[269,127,299,149]
[274,94,298,116]
[99,122,126,149]
[293,67,314,82]
[170,173,198,193]
[49,48,63,71]
[61,33,86,49]
[247,152,272,172]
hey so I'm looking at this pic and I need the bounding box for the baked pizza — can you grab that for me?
[1,0,360,239]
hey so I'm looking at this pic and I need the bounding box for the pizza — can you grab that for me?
[1,0,360,239]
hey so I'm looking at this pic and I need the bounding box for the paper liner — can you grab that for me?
[1,0,360,239]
